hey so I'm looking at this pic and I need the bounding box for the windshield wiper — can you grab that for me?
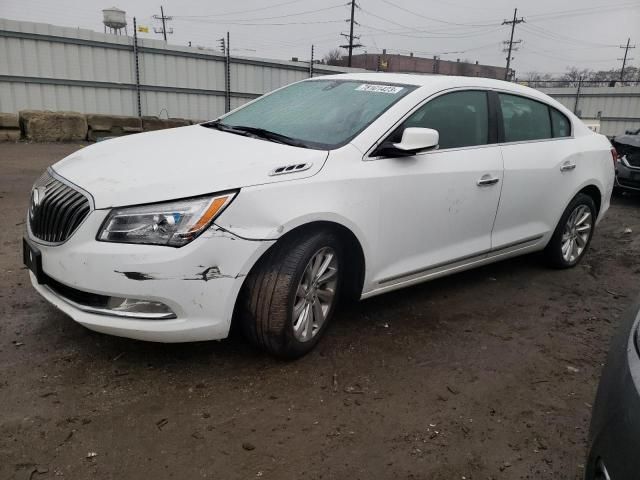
[201,120,249,136]
[202,121,310,148]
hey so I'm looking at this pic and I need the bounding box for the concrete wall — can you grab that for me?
[538,86,640,136]
[0,18,362,121]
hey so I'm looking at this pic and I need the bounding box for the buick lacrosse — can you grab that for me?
[24,73,615,358]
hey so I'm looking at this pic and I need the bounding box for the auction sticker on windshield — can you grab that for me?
[355,84,404,94]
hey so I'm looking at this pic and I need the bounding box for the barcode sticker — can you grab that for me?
[355,84,404,94]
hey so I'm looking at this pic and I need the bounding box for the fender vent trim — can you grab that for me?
[269,163,313,176]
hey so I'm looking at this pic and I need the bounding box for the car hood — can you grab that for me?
[53,125,329,209]
[613,134,640,149]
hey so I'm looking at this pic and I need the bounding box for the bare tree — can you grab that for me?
[521,71,553,87]
[519,66,639,87]
[561,67,593,87]
[322,48,343,66]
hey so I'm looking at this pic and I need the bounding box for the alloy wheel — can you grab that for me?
[292,247,338,342]
[561,204,592,263]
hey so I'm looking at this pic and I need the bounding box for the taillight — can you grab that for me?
[611,147,619,165]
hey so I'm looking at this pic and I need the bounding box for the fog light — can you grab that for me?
[105,297,176,319]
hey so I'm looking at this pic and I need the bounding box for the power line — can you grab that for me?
[502,8,524,81]
[526,2,639,21]
[358,23,505,39]
[619,37,636,81]
[173,3,347,22]
[379,0,498,27]
[358,7,505,38]
[174,18,344,26]
[522,48,619,65]
[175,0,307,18]
[521,24,618,48]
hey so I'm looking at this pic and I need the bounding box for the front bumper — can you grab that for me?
[586,301,640,480]
[27,209,272,342]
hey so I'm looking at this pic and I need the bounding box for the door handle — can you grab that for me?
[477,175,500,186]
[560,162,576,172]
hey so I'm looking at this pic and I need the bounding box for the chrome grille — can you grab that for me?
[28,171,91,243]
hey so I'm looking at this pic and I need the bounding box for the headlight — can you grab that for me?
[98,192,237,247]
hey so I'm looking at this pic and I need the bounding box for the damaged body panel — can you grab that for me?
[612,130,640,192]
[29,209,273,342]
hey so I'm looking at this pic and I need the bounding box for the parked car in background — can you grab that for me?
[24,73,615,358]
[586,299,640,480]
[612,128,640,193]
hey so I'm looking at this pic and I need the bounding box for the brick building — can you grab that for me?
[341,51,508,80]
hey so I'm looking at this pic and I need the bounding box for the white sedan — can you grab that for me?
[24,73,615,358]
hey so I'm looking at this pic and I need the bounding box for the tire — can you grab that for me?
[238,229,343,359]
[544,193,597,269]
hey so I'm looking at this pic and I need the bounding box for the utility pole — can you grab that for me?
[339,0,362,67]
[219,32,231,113]
[309,45,315,78]
[153,6,173,42]
[619,37,636,82]
[347,0,356,66]
[574,75,583,115]
[132,17,142,118]
[502,8,524,81]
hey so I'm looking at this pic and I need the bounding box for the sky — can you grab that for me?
[0,0,638,77]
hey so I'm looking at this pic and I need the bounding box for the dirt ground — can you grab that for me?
[1,143,640,480]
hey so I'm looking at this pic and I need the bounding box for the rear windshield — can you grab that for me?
[217,79,416,149]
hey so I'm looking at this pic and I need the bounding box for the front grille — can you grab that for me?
[28,171,91,243]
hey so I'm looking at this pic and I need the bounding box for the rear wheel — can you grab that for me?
[544,193,596,268]
[239,229,343,359]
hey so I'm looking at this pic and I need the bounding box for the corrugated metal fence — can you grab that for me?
[0,18,359,121]
[1,18,638,136]
[538,86,640,136]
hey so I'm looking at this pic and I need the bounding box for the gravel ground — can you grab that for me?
[1,143,640,480]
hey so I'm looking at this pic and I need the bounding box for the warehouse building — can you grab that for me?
[340,50,508,80]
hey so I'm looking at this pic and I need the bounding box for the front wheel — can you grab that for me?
[544,193,597,268]
[238,229,343,359]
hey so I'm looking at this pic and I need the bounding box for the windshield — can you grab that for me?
[214,79,416,149]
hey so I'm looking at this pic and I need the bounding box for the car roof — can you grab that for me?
[313,72,551,102]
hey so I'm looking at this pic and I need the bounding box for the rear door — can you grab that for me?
[491,92,575,249]
[369,89,504,287]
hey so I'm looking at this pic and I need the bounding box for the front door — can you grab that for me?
[367,89,504,288]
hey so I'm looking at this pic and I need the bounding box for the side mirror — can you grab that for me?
[375,127,439,157]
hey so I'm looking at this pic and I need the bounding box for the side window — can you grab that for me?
[498,93,551,142]
[550,108,571,138]
[399,90,489,149]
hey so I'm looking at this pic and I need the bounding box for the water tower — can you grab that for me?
[102,7,127,35]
